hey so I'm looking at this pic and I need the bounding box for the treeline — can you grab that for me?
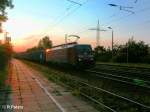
[0,0,14,70]
[94,38,150,63]
[26,36,52,52]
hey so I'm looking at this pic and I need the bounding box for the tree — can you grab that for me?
[127,39,149,62]
[0,0,13,33]
[26,47,38,52]
[94,46,112,62]
[0,42,12,70]
[113,38,149,63]
[94,46,106,55]
[0,0,13,22]
[38,36,52,49]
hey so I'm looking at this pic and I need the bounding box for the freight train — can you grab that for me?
[16,42,95,67]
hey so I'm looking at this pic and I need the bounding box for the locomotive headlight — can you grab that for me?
[90,58,94,60]
[88,55,94,60]
[78,58,82,61]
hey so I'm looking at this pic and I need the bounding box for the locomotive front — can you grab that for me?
[75,45,95,66]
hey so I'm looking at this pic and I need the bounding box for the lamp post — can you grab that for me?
[108,27,114,57]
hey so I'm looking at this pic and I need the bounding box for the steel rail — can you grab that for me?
[86,70,150,89]
[80,93,117,112]
[45,68,150,110]
[94,66,150,76]
[21,60,150,111]
[96,63,150,73]
[87,70,150,85]
[56,78,117,112]
[74,79,150,109]
[91,65,150,81]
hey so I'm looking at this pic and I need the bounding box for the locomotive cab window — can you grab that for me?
[75,45,92,55]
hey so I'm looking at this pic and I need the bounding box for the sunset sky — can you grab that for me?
[1,0,150,52]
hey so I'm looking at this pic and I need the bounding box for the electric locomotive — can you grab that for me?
[46,42,95,66]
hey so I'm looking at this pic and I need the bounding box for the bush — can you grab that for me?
[141,55,150,64]
[95,53,112,62]
[0,44,12,70]
[94,39,150,63]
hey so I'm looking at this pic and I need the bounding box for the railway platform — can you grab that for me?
[5,59,98,112]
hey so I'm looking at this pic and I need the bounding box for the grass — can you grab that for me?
[23,60,108,111]
[23,60,150,112]
[0,65,11,112]
[0,67,8,89]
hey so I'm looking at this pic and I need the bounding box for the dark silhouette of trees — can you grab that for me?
[26,47,38,52]
[0,0,13,22]
[26,36,53,52]
[128,39,149,62]
[113,38,149,63]
[94,46,112,62]
[0,0,13,69]
[94,38,150,63]
[94,46,106,54]
[38,36,52,49]
[0,42,12,70]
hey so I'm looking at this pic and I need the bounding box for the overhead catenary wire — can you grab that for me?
[42,0,89,37]
[42,0,135,37]
[40,0,150,46]
[67,0,82,6]
[76,5,150,36]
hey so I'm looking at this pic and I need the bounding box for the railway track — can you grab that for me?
[58,74,150,112]
[86,70,150,89]
[24,60,150,112]
[96,63,150,70]
[96,63,150,76]
[94,64,150,82]
[36,67,150,111]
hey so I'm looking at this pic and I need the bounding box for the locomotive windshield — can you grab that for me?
[75,45,92,54]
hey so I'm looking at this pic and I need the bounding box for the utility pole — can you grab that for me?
[127,42,128,63]
[65,34,68,45]
[112,30,114,49]
[108,27,114,57]
[4,32,11,44]
[97,20,100,46]
[89,20,106,47]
